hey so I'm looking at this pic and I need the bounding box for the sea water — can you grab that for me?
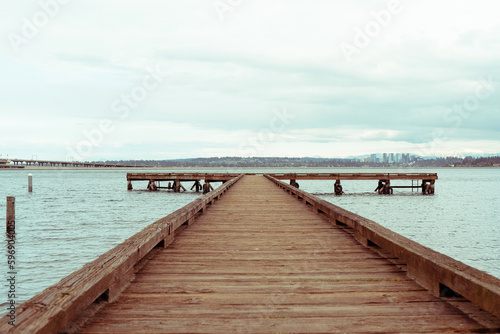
[0,168,499,307]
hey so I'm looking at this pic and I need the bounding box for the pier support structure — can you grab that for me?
[147,179,158,191]
[334,180,343,195]
[202,182,214,194]
[375,180,393,194]
[191,181,202,192]
[422,180,435,195]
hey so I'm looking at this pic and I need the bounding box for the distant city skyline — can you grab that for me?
[1,1,499,160]
[3,151,497,164]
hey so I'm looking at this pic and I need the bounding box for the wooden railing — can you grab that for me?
[265,174,500,319]
[0,174,244,333]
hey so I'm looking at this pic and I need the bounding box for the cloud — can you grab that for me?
[1,0,500,159]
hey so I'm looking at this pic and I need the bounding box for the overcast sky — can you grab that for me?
[1,0,499,160]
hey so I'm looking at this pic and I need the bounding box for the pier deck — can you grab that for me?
[78,175,497,333]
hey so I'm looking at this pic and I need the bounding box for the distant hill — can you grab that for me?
[95,155,500,168]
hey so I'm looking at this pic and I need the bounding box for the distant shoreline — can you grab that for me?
[1,166,498,171]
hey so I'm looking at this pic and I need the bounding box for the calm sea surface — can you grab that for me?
[1,168,499,306]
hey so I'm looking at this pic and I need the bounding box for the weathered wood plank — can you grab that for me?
[81,315,482,333]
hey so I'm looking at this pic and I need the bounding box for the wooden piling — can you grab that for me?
[195,181,201,192]
[28,173,33,192]
[127,181,133,191]
[6,197,15,233]
[422,180,428,194]
[147,180,157,191]
[334,180,343,195]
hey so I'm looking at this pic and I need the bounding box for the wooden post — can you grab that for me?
[6,197,15,233]
[147,180,157,191]
[422,180,427,194]
[334,180,343,195]
[28,173,33,192]
[127,181,133,191]
[385,180,393,194]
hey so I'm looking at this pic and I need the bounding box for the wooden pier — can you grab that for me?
[2,175,499,333]
[8,159,151,168]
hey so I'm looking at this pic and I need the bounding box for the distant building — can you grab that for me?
[396,153,402,163]
[389,153,395,163]
[370,154,377,163]
[383,153,388,163]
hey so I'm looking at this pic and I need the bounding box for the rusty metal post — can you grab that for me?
[6,197,15,233]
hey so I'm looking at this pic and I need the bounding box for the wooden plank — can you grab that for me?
[80,316,484,334]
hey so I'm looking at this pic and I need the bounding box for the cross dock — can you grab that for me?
[128,172,438,195]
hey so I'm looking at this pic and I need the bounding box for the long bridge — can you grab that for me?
[6,159,152,168]
[2,173,499,333]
